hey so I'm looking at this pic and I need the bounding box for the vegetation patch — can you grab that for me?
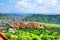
[2,28,60,40]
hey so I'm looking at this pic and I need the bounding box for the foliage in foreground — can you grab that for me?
[3,28,60,40]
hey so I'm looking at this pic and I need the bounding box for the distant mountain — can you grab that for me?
[23,14,60,24]
[0,13,60,24]
[1,13,32,16]
[8,14,32,16]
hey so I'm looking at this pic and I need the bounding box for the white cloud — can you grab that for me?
[37,0,44,4]
[15,0,36,11]
[53,5,60,14]
[36,0,58,8]
[0,0,60,14]
[16,1,30,8]
[13,0,59,13]
[16,0,58,9]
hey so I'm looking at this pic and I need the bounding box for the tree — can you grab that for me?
[5,23,10,27]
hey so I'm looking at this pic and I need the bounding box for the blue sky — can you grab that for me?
[0,0,60,14]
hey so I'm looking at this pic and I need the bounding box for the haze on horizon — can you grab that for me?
[0,0,60,14]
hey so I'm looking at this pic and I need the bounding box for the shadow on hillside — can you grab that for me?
[17,26,60,33]
[45,27,60,32]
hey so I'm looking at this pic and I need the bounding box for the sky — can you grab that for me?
[0,0,60,14]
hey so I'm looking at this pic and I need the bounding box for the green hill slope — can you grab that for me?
[24,14,60,24]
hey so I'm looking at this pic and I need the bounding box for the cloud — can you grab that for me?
[53,5,60,14]
[37,0,44,4]
[14,0,37,13]
[0,0,60,14]
[16,0,36,9]
[14,0,58,13]
[36,0,58,8]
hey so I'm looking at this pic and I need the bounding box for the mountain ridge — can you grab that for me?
[0,13,60,24]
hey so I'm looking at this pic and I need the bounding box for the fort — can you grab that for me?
[10,22,44,29]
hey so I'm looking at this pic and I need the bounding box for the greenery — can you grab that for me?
[0,14,12,19]
[40,23,60,28]
[5,23,10,27]
[3,22,60,40]
[40,23,60,32]
[0,14,60,40]
[0,14,60,24]
[3,28,60,40]
[24,14,60,24]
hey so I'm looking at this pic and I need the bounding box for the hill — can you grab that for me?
[23,14,60,24]
[0,13,60,24]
